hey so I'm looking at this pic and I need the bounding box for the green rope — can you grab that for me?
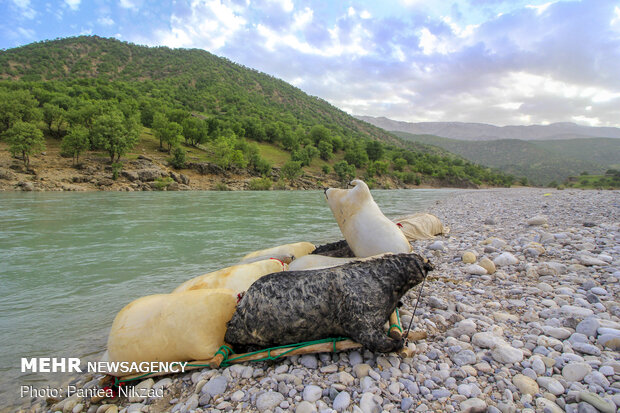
[389,307,403,333]
[114,336,355,384]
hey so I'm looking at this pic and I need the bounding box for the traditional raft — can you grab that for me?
[101,180,445,392]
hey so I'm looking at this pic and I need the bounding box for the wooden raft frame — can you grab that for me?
[98,330,427,391]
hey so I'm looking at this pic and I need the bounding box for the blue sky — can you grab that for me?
[2,0,620,127]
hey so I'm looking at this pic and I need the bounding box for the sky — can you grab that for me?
[1,0,620,127]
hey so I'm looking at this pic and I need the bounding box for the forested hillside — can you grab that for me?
[0,36,514,190]
[392,132,620,186]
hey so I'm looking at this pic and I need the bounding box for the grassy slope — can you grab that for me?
[392,131,619,185]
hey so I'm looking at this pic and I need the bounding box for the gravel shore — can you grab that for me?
[37,188,619,413]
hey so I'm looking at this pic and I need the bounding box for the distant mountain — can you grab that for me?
[391,131,620,185]
[357,116,620,141]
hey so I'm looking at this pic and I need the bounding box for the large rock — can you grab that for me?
[137,169,167,182]
[121,171,139,182]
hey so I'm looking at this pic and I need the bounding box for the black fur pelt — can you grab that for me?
[311,239,354,257]
[225,253,432,353]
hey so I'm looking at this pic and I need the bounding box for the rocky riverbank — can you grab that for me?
[0,143,460,192]
[22,188,619,413]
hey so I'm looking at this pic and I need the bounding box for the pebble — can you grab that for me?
[493,252,519,266]
[295,400,317,413]
[303,385,323,403]
[578,391,616,413]
[464,264,487,275]
[300,354,318,369]
[527,215,547,226]
[537,377,564,396]
[460,397,487,413]
[491,344,524,364]
[462,251,477,263]
[562,362,592,382]
[332,391,350,411]
[359,392,381,413]
[256,391,285,412]
[128,379,154,403]
[352,363,371,378]
[478,257,496,274]
[203,375,227,397]
[472,331,506,349]
[576,318,600,337]
[512,374,539,395]
[428,240,445,251]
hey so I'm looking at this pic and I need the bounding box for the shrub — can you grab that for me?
[214,182,230,191]
[248,177,272,190]
[154,176,174,190]
[322,164,331,174]
[281,160,302,181]
[169,146,186,169]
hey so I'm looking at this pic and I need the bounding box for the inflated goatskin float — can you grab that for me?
[172,258,287,294]
[395,213,449,241]
[287,254,359,271]
[239,241,316,263]
[324,180,412,257]
[106,289,237,375]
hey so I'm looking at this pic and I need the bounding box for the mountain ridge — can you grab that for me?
[357,116,620,141]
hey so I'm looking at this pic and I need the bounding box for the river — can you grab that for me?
[0,189,460,408]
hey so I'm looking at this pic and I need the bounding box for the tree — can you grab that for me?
[182,117,208,146]
[0,90,42,134]
[152,112,168,149]
[333,160,355,184]
[309,125,330,145]
[5,121,45,167]
[42,103,67,138]
[281,160,302,181]
[366,141,384,161]
[317,139,333,160]
[61,125,89,165]
[162,121,183,153]
[393,158,407,172]
[344,144,369,168]
[92,111,140,162]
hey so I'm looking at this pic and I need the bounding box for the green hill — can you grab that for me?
[0,36,513,188]
[392,131,620,185]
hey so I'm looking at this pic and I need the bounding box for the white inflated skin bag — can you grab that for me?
[106,289,236,374]
[240,241,316,263]
[172,258,287,294]
[325,179,412,257]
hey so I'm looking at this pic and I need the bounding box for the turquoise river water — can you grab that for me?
[0,189,460,408]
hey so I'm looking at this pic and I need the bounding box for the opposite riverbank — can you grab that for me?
[0,140,483,192]
[16,188,620,413]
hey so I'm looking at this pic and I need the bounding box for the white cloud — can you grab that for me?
[97,16,115,26]
[11,0,36,19]
[64,0,80,11]
[157,0,247,50]
[17,26,35,38]
[526,1,556,15]
[119,0,138,10]
[292,7,313,30]
[146,0,620,127]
